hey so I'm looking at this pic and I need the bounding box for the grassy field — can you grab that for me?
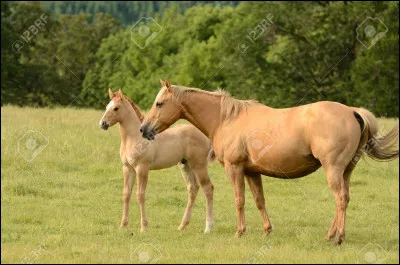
[1,106,399,264]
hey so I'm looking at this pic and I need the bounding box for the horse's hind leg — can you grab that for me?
[325,165,349,245]
[325,162,354,241]
[192,165,214,233]
[178,162,200,231]
[245,174,272,236]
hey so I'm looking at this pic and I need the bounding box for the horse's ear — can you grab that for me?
[160,79,165,87]
[118,88,123,96]
[108,88,114,99]
[165,78,172,92]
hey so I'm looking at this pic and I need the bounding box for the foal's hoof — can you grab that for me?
[178,221,189,231]
[140,227,147,233]
[119,223,128,229]
[204,222,214,234]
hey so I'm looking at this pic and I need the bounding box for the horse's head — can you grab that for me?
[140,78,183,140]
[99,88,127,130]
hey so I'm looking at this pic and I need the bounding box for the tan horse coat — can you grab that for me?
[141,79,398,244]
[100,89,214,233]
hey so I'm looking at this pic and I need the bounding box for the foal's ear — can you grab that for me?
[118,88,123,97]
[108,88,114,99]
[160,79,165,87]
[165,78,172,92]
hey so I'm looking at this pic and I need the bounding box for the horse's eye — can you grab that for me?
[113,107,119,111]
[156,102,163,108]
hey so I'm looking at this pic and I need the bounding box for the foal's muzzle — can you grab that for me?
[100,121,109,130]
[140,123,155,140]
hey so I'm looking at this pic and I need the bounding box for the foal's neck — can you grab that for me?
[119,103,142,142]
[181,92,222,139]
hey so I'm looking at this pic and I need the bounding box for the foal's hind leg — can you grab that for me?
[192,165,214,233]
[246,174,272,236]
[178,162,200,231]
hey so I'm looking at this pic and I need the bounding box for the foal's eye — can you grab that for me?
[156,102,163,108]
[113,107,119,111]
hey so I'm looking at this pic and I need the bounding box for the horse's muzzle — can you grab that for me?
[140,123,155,140]
[100,121,109,130]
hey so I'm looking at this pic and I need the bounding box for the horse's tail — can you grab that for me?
[354,108,399,162]
[208,143,216,162]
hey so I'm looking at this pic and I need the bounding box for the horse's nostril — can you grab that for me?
[140,128,143,133]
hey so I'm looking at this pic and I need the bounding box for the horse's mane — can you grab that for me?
[170,85,258,120]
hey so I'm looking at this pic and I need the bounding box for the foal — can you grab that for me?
[99,88,214,233]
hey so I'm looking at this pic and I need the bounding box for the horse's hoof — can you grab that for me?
[235,229,246,238]
[119,223,128,229]
[140,228,147,233]
[264,229,272,237]
[333,233,344,245]
[264,226,273,237]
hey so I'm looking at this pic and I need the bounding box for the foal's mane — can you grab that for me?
[170,85,258,120]
[114,94,144,122]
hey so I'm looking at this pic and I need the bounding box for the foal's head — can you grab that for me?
[99,88,129,130]
[140,78,183,140]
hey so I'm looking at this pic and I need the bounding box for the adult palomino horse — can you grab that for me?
[99,88,214,233]
[140,78,399,244]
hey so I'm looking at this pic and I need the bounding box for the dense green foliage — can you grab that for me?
[42,1,239,25]
[1,1,399,116]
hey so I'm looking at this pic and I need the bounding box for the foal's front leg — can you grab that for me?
[136,165,149,232]
[225,162,246,237]
[120,165,135,228]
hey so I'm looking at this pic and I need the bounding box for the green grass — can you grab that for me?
[1,106,399,263]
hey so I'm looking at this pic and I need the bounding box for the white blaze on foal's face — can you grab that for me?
[100,99,121,129]
[106,99,115,111]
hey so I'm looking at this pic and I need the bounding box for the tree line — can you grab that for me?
[1,1,398,116]
[42,1,239,25]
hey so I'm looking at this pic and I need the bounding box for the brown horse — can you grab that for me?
[140,78,399,244]
[100,88,214,233]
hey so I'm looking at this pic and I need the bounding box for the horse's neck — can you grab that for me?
[119,105,142,143]
[182,92,222,138]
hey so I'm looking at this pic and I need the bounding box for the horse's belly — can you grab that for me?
[245,153,321,179]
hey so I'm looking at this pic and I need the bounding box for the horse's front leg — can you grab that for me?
[120,165,135,228]
[136,165,149,232]
[225,162,246,237]
[245,174,272,236]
